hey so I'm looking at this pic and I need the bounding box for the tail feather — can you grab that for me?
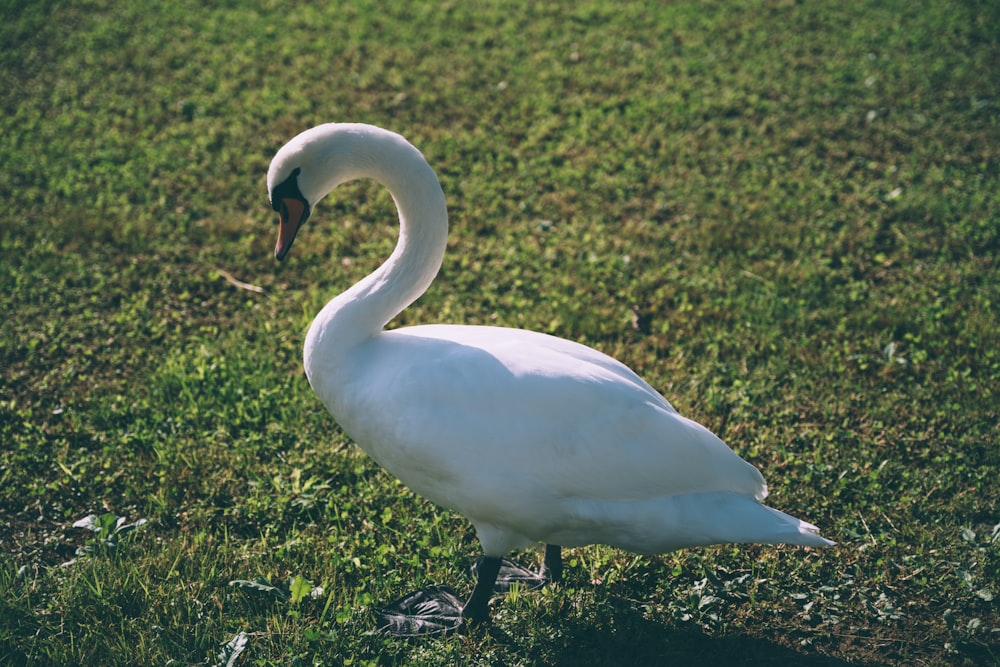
[551,491,835,553]
[758,504,836,547]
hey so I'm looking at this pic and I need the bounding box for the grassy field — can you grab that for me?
[2,0,998,664]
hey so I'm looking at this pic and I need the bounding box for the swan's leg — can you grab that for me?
[475,543,563,592]
[461,555,502,625]
[540,543,563,583]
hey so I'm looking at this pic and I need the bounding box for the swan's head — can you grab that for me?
[268,123,440,262]
[267,123,366,261]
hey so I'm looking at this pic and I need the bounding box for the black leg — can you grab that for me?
[463,555,502,625]
[541,544,562,583]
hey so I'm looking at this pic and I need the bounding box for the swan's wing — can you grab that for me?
[323,325,766,510]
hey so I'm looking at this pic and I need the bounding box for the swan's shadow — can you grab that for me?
[487,596,859,667]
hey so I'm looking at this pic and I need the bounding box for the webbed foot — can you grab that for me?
[472,556,548,593]
[377,585,465,637]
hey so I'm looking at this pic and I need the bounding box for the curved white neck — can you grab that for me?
[304,127,448,374]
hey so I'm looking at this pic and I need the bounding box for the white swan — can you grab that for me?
[267,123,833,635]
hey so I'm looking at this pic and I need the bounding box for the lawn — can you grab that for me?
[1,0,998,665]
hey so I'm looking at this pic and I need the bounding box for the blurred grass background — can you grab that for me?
[1,1,998,664]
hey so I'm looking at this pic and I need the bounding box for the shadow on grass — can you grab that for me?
[490,598,863,667]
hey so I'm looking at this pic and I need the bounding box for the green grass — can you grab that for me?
[2,0,998,664]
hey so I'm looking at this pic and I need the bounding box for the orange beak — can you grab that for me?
[275,197,309,261]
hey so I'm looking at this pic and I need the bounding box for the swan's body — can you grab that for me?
[267,123,832,633]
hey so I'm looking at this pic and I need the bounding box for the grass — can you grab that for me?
[1,0,998,664]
